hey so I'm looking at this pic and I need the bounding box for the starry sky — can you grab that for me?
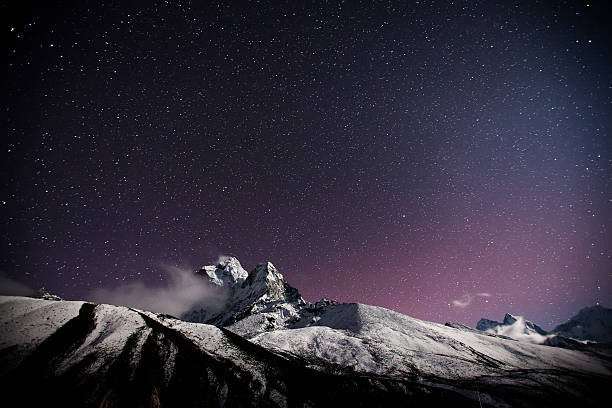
[3,0,611,329]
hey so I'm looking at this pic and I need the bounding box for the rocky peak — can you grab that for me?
[185,258,304,326]
[477,313,547,337]
[503,313,518,325]
[241,262,302,304]
[576,305,607,319]
[476,318,499,332]
[197,256,248,287]
[552,304,612,343]
[33,288,62,301]
[249,262,282,282]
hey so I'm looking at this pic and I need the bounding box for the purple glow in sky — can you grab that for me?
[3,1,610,329]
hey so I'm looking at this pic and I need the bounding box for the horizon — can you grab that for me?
[1,255,608,331]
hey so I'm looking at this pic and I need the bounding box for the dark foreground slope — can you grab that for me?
[1,294,610,407]
[0,296,477,407]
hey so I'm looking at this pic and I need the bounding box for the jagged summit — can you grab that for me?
[245,262,302,303]
[184,258,306,327]
[197,256,248,286]
[503,313,517,323]
[502,313,547,335]
[2,259,611,407]
[552,304,612,343]
[476,313,525,332]
[33,288,62,301]
[476,313,548,344]
[475,307,612,346]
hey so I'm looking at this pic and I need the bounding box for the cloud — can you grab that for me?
[452,292,491,308]
[89,265,228,317]
[484,316,551,344]
[0,274,34,296]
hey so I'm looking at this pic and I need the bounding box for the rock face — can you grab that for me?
[474,307,612,347]
[552,305,612,343]
[476,313,548,342]
[183,258,343,339]
[1,258,611,407]
[182,258,306,328]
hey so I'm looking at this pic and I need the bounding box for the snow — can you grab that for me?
[481,316,550,344]
[0,296,83,374]
[250,302,612,380]
[185,259,305,326]
[57,303,150,375]
[144,311,271,387]
[1,258,610,408]
[200,257,249,287]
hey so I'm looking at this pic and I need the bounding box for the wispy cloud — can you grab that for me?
[484,316,551,344]
[89,264,228,317]
[452,292,491,308]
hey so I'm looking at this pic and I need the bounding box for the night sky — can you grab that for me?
[3,0,611,329]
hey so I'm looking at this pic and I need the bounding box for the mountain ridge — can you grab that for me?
[1,258,610,407]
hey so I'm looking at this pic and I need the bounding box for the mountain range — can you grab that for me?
[1,257,610,407]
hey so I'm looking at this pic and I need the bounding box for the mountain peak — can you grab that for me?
[577,304,606,317]
[186,259,304,326]
[477,313,548,341]
[250,262,283,283]
[198,257,248,287]
[33,288,62,301]
[553,304,612,343]
[503,313,518,325]
[242,261,301,304]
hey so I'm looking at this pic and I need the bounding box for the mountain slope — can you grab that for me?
[1,258,611,407]
[552,305,612,343]
[0,296,483,407]
[2,294,611,407]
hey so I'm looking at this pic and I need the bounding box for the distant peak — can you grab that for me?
[477,313,548,338]
[503,313,518,324]
[552,304,612,343]
[34,288,62,301]
[577,305,607,315]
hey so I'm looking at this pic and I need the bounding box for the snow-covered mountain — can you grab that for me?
[1,258,610,407]
[475,313,549,344]
[182,258,306,330]
[473,306,612,347]
[552,305,612,343]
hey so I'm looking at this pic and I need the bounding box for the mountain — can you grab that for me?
[1,258,611,407]
[475,313,549,344]
[552,305,612,343]
[2,296,471,407]
[33,287,63,301]
[473,306,612,347]
[182,258,306,331]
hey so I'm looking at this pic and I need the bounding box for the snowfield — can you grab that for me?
[248,302,610,379]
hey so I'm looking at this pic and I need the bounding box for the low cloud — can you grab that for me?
[484,316,550,344]
[89,265,227,317]
[452,292,491,308]
[0,274,34,296]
